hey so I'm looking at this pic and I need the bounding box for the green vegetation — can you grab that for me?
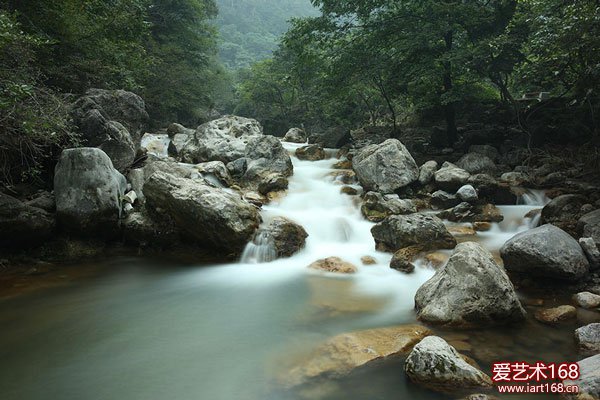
[236,0,600,142]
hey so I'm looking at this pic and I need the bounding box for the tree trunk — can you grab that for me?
[443,30,457,145]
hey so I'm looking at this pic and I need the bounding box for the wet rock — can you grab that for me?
[419,160,438,185]
[243,135,293,186]
[574,292,600,309]
[438,203,503,223]
[415,242,525,328]
[580,237,600,270]
[333,159,352,169]
[283,127,306,143]
[456,185,478,203]
[424,252,448,269]
[473,222,492,232]
[467,174,498,197]
[434,162,471,191]
[534,305,577,325]
[500,172,531,187]
[579,210,600,248]
[469,145,499,161]
[361,192,416,222]
[195,161,233,187]
[54,148,127,237]
[340,186,358,196]
[122,210,179,247]
[563,354,600,400]
[541,194,589,236]
[500,224,589,281]
[457,153,496,175]
[280,324,431,388]
[0,193,55,247]
[352,139,419,193]
[405,336,493,394]
[226,157,248,178]
[127,169,146,205]
[263,217,308,258]
[144,171,260,255]
[296,144,326,161]
[258,174,288,195]
[575,323,600,355]
[371,213,456,253]
[179,115,263,164]
[26,191,56,212]
[308,257,357,274]
[431,190,461,210]
[390,249,416,273]
[360,256,377,265]
[329,170,356,185]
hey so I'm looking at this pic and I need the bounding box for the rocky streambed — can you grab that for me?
[1,90,600,400]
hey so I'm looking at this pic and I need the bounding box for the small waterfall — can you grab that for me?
[240,231,277,264]
[517,189,550,206]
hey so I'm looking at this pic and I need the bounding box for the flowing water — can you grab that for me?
[0,143,592,400]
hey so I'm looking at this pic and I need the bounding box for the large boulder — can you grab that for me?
[563,354,600,399]
[360,191,416,222]
[434,162,471,191]
[54,148,127,237]
[418,160,438,185]
[71,89,148,171]
[415,242,526,328]
[283,127,306,143]
[251,217,308,259]
[500,224,589,281]
[456,153,496,175]
[579,210,600,248]
[469,144,499,161]
[280,324,431,388]
[179,115,263,164]
[295,144,326,161]
[352,139,419,193]
[405,336,493,394]
[371,213,456,252]
[580,237,600,270]
[243,135,293,187]
[0,193,55,246]
[144,171,260,255]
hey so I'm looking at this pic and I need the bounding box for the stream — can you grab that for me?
[0,142,592,400]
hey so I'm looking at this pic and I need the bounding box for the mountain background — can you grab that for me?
[214,0,318,69]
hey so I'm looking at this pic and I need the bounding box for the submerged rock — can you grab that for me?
[283,127,306,143]
[500,224,589,281]
[534,305,577,325]
[361,191,416,222]
[308,257,357,274]
[352,139,419,193]
[405,336,493,394]
[280,324,431,388]
[576,323,600,356]
[54,148,127,237]
[144,171,260,255]
[415,242,525,328]
[296,144,326,161]
[371,213,456,253]
[0,193,55,246]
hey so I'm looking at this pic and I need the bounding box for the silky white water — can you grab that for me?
[0,143,556,400]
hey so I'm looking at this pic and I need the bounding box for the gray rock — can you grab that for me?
[226,158,248,178]
[534,305,577,324]
[563,354,600,399]
[575,323,600,356]
[457,153,496,175]
[418,160,438,185]
[500,224,589,281]
[54,148,126,237]
[405,336,493,394]
[261,217,308,258]
[438,202,504,224]
[258,174,288,195]
[434,162,471,191]
[574,292,600,309]
[283,127,306,143]
[415,242,526,328]
[361,192,416,222]
[541,194,588,236]
[0,193,55,246]
[26,191,55,212]
[122,210,179,247]
[431,190,460,209]
[352,139,419,193]
[456,185,478,203]
[144,171,260,255]
[243,135,293,187]
[500,172,531,187]
[469,144,499,161]
[579,210,600,248]
[127,169,146,205]
[195,161,233,187]
[580,237,600,270]
[371,213,456,252]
